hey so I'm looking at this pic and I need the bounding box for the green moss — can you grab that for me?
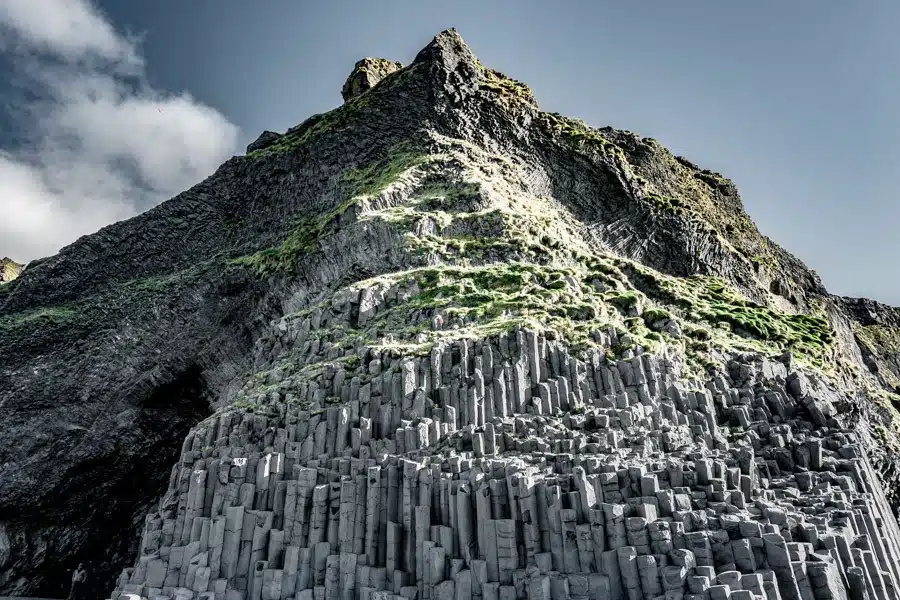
[537,112,625,158]
[476,61,537,110]
[645,193,688,216]
[343,146,429,198]
[231,215,327,276]
[750,254,778,270]
[650,275,833,361]
[235,145,428,276]
[247,93,373,158]
[0,304,77,331]
[0,279,18,298]
[642,307,672,324]
[856,324,900,352]
[606,291,640,311]
[854,324,900,388]
[357,263,649,353]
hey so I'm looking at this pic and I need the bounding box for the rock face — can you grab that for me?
[3,28,900,600]
[341,58,403,102]
[0,257,22,283]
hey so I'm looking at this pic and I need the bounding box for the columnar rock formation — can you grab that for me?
[108,289,900,600]
[112,270,900,600]
[4,29,900,600]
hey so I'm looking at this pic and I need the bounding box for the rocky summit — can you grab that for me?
[2,29,900,600]
[0,258,22,284]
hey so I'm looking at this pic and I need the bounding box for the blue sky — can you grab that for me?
[1,1,897,304]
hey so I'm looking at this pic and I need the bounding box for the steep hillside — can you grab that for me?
[1,30,899,600]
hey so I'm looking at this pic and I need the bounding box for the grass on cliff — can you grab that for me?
[356,262,653,354]
[0,263,216,337]
[363,255,833,369]
[0,279,17,299]
[855,324,900,353]
[535,111,779,283]
[0,305,78,331]
[854,324,900,388]
[247,91,376,158]
[234,147,429,276]
[343,146,429,198]
[247,63,422,159]
[536,112,626,159]
[476,60,537,111]
[616,260,833,362]
[231,199,357,275]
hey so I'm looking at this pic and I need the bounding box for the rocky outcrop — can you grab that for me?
[837,297,900,394]
[247,131,283,154]
[2,28,900,600]
[0,257,22,283]
[341,58,403,102]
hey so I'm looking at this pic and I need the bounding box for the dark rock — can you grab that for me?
[341,57,402,102]
[246,130,282,153]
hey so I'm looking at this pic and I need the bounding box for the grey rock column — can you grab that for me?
[617,546,644,600]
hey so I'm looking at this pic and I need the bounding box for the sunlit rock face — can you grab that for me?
[1,257,22,283]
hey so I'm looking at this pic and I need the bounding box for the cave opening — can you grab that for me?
[24,365,212,599]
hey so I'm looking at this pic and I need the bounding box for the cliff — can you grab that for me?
[1,29,899,600]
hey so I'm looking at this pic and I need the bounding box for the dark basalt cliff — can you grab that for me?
[1,30,899,600]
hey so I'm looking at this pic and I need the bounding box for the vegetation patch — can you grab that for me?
[231,199,356,276]
[343,146,430,198]
[854,324,900,389]
[247,92,375,158]
[854,324,900,353]
[0,305,78,331]
[476,61,537,110]
[357,263,661,354]
[620,263,833,361]
[536,112,625,159]
[0,279,19,300]
[235,145,429,276]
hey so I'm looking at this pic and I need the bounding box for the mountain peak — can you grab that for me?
[4,29,900,600]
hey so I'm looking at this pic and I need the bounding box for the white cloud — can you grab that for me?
[0,0,141,67]
[0,0,240,263]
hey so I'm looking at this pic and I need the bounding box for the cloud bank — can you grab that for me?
[0,0,240,263]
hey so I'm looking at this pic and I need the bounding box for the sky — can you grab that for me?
[0,1,898,305]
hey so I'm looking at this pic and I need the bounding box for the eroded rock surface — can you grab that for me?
[3,28,900,600]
